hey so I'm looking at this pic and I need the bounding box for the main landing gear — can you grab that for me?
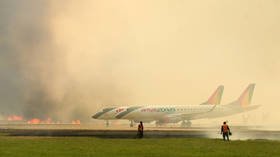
[181,120,192,127]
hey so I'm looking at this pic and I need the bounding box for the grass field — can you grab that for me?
[0,134,279,157]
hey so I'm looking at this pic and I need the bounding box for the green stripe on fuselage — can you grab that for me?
[92,107,116,119]
[115,106,142,119]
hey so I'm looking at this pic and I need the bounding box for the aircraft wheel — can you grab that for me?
[155,121,160,127]
[181,120,191,127]
[186,120,192,127]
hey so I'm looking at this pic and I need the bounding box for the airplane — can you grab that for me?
[115,84,260,127]
[92,85,224,127]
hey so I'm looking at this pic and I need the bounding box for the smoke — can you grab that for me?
[0,1,63,120]
[0,0,134,122]
[1,0,280,124]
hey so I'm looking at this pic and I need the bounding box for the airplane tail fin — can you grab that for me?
[200,85,224,105]
[228,84,255,107]
[238,83,255,107]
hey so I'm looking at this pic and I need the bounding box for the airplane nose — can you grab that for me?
[92,112,103,119]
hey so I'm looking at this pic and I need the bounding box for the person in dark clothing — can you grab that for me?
[138,121,144,138]
[221,121,230,141]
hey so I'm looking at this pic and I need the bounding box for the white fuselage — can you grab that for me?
[115,104,260,122]
[116,105,214,122]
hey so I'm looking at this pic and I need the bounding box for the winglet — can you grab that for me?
[201,85,224,105]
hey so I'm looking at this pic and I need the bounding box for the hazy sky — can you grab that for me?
[0,0,279,122]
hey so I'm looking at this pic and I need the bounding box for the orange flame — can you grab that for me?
[27,118,41,124]
[7,115,23,121]
[71,120,81,125]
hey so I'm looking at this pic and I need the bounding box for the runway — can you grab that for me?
[1,124,280,140]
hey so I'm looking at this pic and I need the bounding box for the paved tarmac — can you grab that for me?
[1,124,280,140]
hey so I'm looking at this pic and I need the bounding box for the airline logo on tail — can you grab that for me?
[238,84,255,107]
[201,85,224,105]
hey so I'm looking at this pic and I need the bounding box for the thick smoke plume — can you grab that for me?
[0,1,121,122]
[0,1,66,120]
[0,1,61,119]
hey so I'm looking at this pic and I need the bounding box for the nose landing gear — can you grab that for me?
[105,120,109,127]
[130,120,134,127]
